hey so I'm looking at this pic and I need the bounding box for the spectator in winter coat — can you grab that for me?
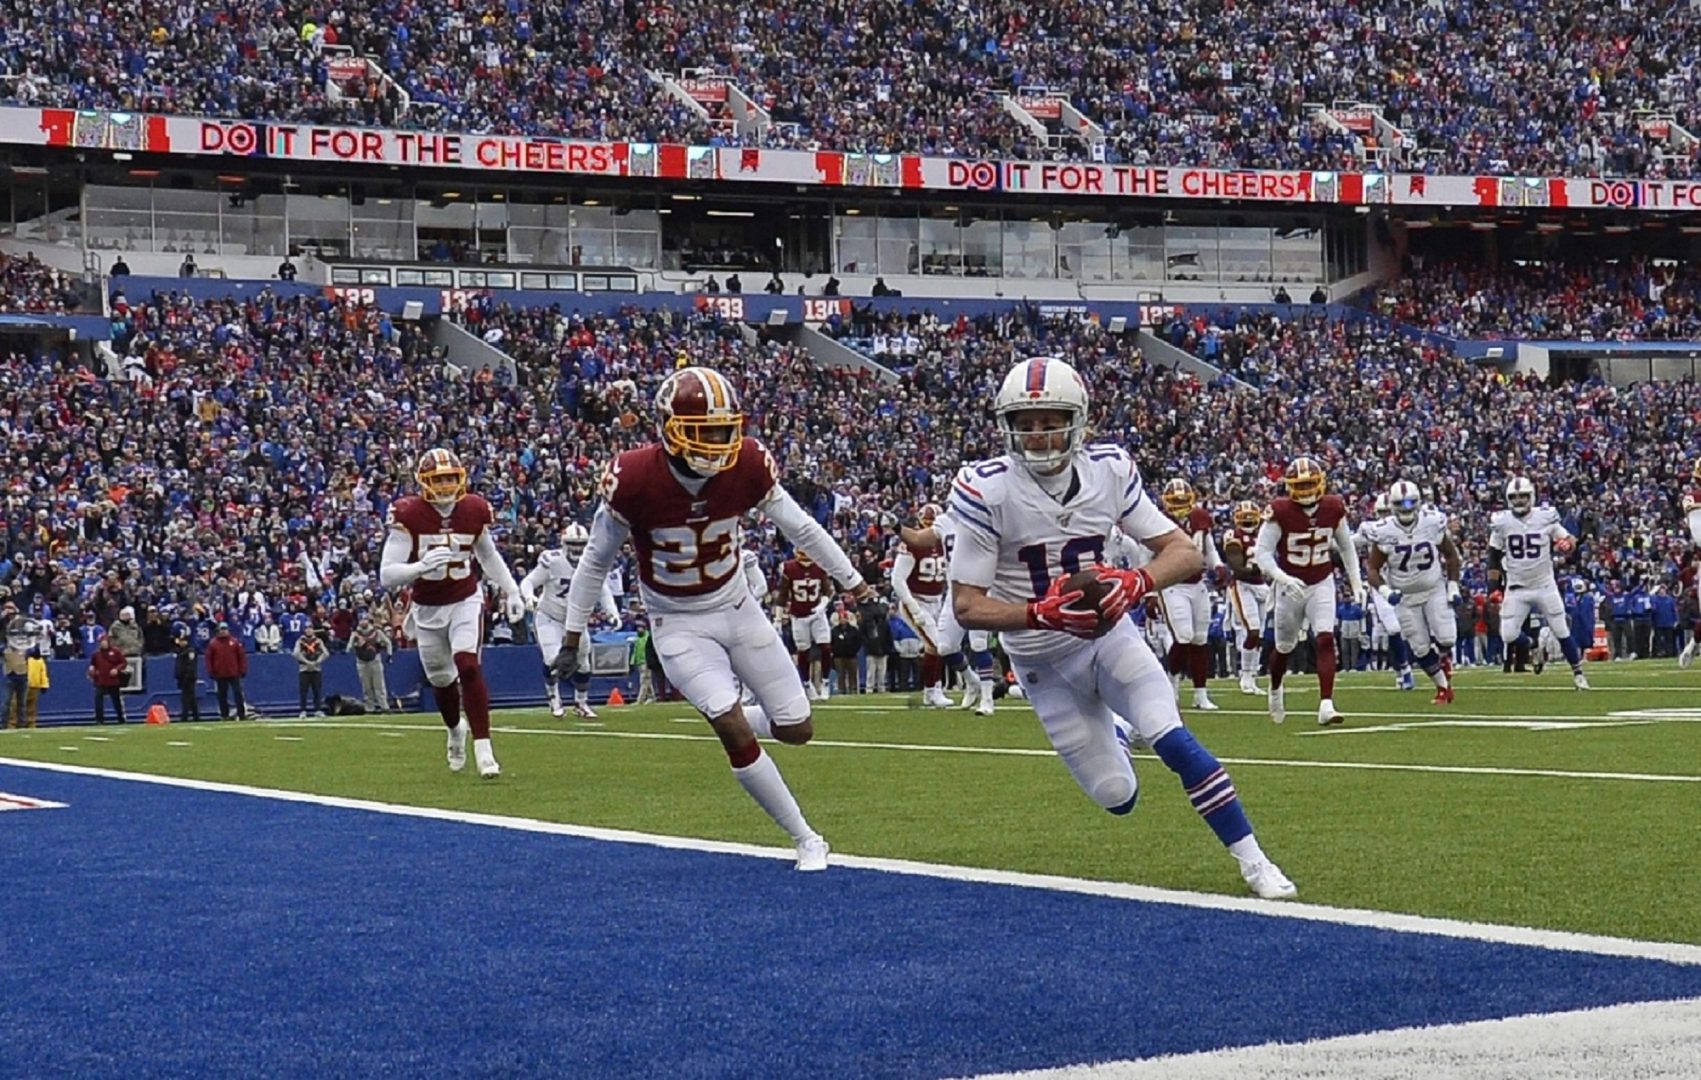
[174,630,202,723]
[205,622,250,720]
[88,633,129,724]
[292,626,329,717]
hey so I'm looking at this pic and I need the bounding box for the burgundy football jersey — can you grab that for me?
[780,559,831,617]
[1171,505,1215,585]
[388,494,494,606]
[1221,527,1266,584]
[901,538,948,599]
[603,437,779,599]
[1266,494,1347,585]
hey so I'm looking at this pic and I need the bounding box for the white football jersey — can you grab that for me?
[523,548,615,622]
[1365,510,1450,595]
[949,442,1176,659]
[1488,506,1570,590]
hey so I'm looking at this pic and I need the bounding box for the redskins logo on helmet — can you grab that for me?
[416,448,467,508]
[918,502,943,528]
[1160,478,1196,520]
[656,367,743,474]
[1284,456,1326,507]
[1231,500,1262,532]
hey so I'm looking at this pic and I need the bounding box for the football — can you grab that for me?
[1058,567,1114,627]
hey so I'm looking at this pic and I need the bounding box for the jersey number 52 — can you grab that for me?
[1284,529,1332,567]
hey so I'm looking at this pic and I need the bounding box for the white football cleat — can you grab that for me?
[924,688,953,708]
[1269,686,1286,725]
[795,835,830,872]
[474,739,500,779]
[1681,641,1696,669]
[1242,859,1298,900]
[1574,672,1591,691]
[446,719,469,772]
[549,702,566,719]
[1193,690,1221,711]
[1318,698,1344,727]
[975,693,996,717]
[572,700,598,720]
[960,682,980,709]
[1238,674,1261,696]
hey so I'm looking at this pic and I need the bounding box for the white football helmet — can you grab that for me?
[993,356,1089,474]
[1388,480,1422,524]
[562,522,589,558]
[1372,493,1391,519]
[1506,476,1536,516]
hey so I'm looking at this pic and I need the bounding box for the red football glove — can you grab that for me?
[1026,576,1104,637]
[1096,567,1156,621]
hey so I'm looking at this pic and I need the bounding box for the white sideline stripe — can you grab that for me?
[964,997,1701,1079]
[2,755,1699,968]
[259,721,1701,785]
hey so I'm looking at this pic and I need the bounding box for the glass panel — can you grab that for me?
[85,184,154,252]
[460,271,486,287]
[1272,225,1323,283]
[1114,225,1165,282]
[331,267,363,284]
[287,193,351,258]
[1164,225,1216,282]
[614,230,659,268]
[1218,226,1273,284]
[422,269,454,286]
[835,215,877,274]
[919,217,961,275]
[396,269,426,286]
[1001,219,1055,279]
[351,199,415,261]
[548,273,578,289]
[607,274,638,291]
[485,271,516,289]
[520,272,550,289]
[360,268,391,284]
[1057,220,1112,282]
[220,193,286,257]
[877,215,919,276]
[961,216,1000,278]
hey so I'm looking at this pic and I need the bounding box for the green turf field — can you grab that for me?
[5,661,1699,945]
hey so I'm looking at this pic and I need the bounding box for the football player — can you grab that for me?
[1155,478,1221,711]
[1356,493,1414,690]
[949,356,1295,900]
[892,503,965,709]
[779,550,833,700]
[1252,455,1365,727]
[898,510,993,717]
[1220,500,1269,696]
[523,522,618,718]
[380,447,527,778]
[1364,480,1462,705]
[1680,461,1701,668]
[1489,476,1589,690]
[561,367,872,872]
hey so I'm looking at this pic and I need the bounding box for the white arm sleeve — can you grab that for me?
[947,513,999,590]
[519,564,544,606]
[1332,519,1363,592]
[1117,497,1181,544]
[1252,521,1284,581]
[759,486,865,591]
[472,530,521,597]
[598,575,620,622]
[1200,529,1222,572]
[889,547,917,607]
[378,529,423,589]
[565,506,630,634]
[741,552,768,600]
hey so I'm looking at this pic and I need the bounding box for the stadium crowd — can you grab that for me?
[0,288,1694,680]
[3,0,1699,176]
[1370,257,1701,341]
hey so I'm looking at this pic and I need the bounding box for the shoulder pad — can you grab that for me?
[954,460,1013,508]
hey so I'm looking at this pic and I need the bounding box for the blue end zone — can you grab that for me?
[5,763,1701,1078]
